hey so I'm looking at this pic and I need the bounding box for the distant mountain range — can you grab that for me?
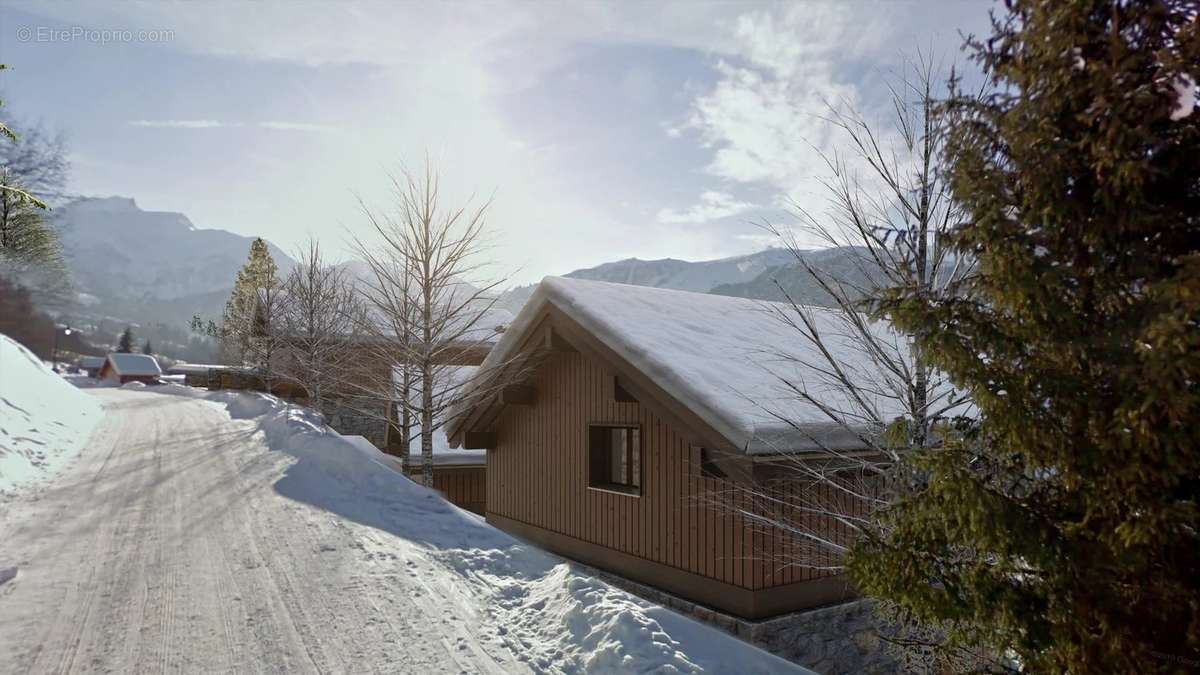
[53,197,294,326]
[496,246,878,315]
[710,247,879,304]
[49,196,879,357]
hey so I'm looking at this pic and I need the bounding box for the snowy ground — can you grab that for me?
[0,335,101,497]
[0,383,808,674]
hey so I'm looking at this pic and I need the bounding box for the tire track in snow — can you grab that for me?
[45,402,151,675]
[0,390,531,674]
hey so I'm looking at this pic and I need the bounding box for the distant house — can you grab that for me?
[98,353,162,384]
[446,277,911,620]
[382,427,487,515]
[382,365,488,514]
[78,356,105,378]
[166,363,230,387]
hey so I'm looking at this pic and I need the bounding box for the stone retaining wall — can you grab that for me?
[325,397,388,448]
[580,564,899,674]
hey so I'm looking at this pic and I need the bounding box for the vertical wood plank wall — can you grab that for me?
[409,467,487,515]
[487,351,841,592]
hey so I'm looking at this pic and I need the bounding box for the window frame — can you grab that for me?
[587,423,642,496]
[697,446,729,480]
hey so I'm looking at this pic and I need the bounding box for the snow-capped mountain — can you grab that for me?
[54,197,294,303]
[496,246,878,314]
[564,248,797,292]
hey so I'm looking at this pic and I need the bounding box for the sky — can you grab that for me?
[0,0,994,285]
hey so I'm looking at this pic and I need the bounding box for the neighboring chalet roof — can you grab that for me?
[392,365,487,466]
[362,301,514,346]
[78,356,105,369]
[411,429,485,466]
[104,353,162,376]
[449,276,916,456]
[258,284,514,347]
[166,363,229,375]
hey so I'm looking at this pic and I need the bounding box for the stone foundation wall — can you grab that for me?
[325,397,388,448]
[741,600,898,674]
[578,564,899,674]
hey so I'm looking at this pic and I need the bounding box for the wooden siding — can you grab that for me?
[409,466,487,515]
[487,350,843,594]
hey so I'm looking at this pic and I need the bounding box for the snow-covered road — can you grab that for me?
[0,389,522,673]
[0,387,805,674]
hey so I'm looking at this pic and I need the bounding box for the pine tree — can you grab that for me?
[213,237,280,365]
[0,64,46,210]
[848,1,1199,672]
[142,340,153,355]
[117,327,134,354]
[0,170,70,305]
[0,173,61,264]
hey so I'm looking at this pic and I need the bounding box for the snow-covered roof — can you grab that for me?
[78,356,105,369]
[166,363,228,375]
[411,429,485,466]
[455,276,917,455]
[104,353,162,376]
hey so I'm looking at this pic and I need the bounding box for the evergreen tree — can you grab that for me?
[0,173,61,265]
[0,65,69,304]
[849,1,1199,672]
[142,340,153,355]
[0,171,71,306]
[201,237,280,366]
[0,64,46,209]
[117,327,134,354]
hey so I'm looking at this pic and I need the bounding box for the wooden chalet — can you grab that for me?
[98,353,162,384]
[382,365,491,515]
[446,277,905,620]
[78,356,105,378]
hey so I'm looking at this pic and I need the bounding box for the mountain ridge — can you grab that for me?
[55,196,295,304]
[495,246,877,314]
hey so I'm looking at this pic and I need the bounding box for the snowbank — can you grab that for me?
[152,385,806,674]
[0,334,102,496]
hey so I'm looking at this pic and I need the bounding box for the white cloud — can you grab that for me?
[657,190,756,224]
[676,2,980,206]
[127,119,225,129]
[12,1,750,69]
[678,5,875,198]
[257,121,340,133]
[15,0,988,283]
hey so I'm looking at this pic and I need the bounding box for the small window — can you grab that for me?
[589,425,641,494]
[699,447,728,480]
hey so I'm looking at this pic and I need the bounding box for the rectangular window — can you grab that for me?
[699,447,728,480]
[589,425,641,494]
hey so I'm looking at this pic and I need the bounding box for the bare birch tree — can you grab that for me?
[278,238,364,415]
[352,161,509,487]
[727,57,977,575]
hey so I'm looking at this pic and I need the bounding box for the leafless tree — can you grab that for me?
[724,57,977,576]
[277,238,365,415]
[0,119,69,202]
[0,108,72,303]
[352,161,510,486]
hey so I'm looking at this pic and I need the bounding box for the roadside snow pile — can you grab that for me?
[166,387,806,674]
[0,333,101,496]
